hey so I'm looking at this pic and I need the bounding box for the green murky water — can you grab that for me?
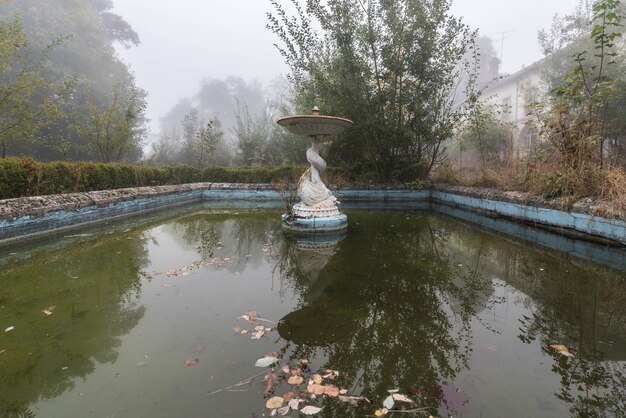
[1,205,625,418]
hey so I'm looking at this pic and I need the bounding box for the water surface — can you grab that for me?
[1,206,625,417]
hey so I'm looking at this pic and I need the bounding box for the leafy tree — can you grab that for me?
[267,0,477,181]
[181,108,226,168]
[458,104,511,169]
[74,83,146,163]
[0,0,146,161]
[528,0,624,196]
[0,16,70,158]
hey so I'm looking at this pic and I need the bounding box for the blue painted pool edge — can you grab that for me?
[430,191,626,246]
[1,185,624,246]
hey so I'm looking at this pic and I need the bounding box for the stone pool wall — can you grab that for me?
[1,183,624,246]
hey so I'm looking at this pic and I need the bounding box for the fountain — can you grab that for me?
[277,107,353,233]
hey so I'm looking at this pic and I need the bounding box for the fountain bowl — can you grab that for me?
[276,115,353,137]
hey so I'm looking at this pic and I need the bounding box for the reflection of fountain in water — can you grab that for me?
[277,232,352,346]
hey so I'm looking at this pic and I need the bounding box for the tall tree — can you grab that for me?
[267,0,477,180]
[0,16,69,158]
[74,83,146,162]
[0,0,146,161]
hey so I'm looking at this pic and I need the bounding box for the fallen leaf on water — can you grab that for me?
[274,405,290,416]
[251,330,265,339]
[264,373,279,395]
[240,329,249,335]
[136,361,147,367]
[300,405,323,415]
[324,384,340,397]
[307,384,325,395]
[162,284,171,288]
[244,310,258,319]
[374,409,386,417]
[387,389,400,394]
[233,326,242,333]
[339,389,348,395]
[183,358,199,367]
[266,396,284,409]
[280,364,291,375]
[313,374,323,384]
[392,393,413,403]
[288,398,303,410]
[255,356,279,368]
[282,391,296,401]
[383,395,395,409]
[288,375,304,385]
[42,306,56,316]
[4,326,14,333]
[254,325,265,332]
[550,344,575,358]
[0,349,6,354]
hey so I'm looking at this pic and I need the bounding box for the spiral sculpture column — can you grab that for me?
[276,107,353,233]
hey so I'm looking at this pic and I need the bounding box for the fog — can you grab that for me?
[112,0,578,134]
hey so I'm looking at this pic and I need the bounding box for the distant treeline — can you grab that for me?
[0,158,354,200]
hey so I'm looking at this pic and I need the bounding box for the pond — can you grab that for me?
[1,205,625,418]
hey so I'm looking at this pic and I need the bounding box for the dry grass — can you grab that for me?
[432,156,626,217]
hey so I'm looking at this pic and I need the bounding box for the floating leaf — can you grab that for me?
[251,330,265,339]
[282,391,296,402]
[300,405,323,415]
[136,361,147,367]
[275,405,290,415]
[550,344,575,358]
[313,374,323,384]
[288,398,303,410]
[374,409,386,417]
[266,396,284,409]
[255,356,279,368]
[264,373,278,395]
[307,384,325,395]
[392,393,413,403]
[339,389,348,395]
[233,326,242,333]
[383,395,395,409]
[183,358,199,367]
[288,375,304,385]
[42,306,56,316]
[324,384,340,397]
[280,364,291,375]
[4,326,14,333]
[387,389,400,394]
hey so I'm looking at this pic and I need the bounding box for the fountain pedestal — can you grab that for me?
[277,108,353,233]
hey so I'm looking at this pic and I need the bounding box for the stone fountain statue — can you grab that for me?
[277,107,353,233]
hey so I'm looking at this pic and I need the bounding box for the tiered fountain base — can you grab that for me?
[281,200,347,234]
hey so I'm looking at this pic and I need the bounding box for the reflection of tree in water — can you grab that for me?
[0,231,148,418]
[275,212,496,416]
[516,264,626,417]
[435,216,626,417]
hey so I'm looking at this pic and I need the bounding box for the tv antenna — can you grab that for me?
[489,30,516,69]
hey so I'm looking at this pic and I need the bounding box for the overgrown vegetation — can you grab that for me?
[267,0,479,181]
[439,0,626,214]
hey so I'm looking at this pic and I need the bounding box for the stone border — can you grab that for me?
[1,183,624,246]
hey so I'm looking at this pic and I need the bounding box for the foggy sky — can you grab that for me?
[111,0,579,132]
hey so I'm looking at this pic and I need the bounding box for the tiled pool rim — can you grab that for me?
[1,183,625,246]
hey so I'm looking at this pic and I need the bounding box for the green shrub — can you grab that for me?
[0,159,349,199]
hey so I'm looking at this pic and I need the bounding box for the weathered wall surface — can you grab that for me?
[1,183,624,246]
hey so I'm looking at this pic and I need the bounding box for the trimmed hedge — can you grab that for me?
[0,158,350,199]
